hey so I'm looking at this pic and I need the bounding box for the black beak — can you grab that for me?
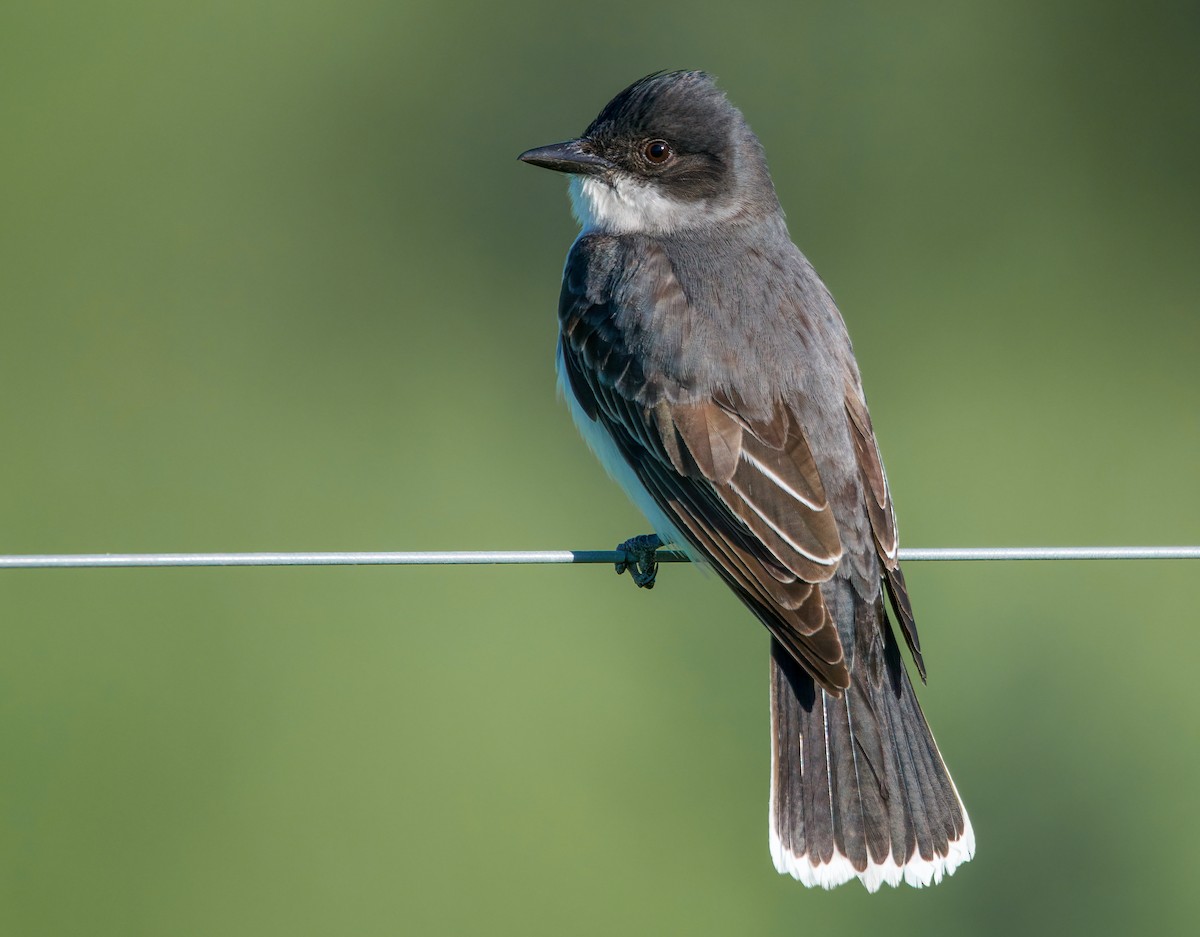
[518,139,612,176]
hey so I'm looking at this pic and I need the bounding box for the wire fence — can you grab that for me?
[0,546,1197,569]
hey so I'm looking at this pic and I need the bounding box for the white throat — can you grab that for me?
[569,174,738,236]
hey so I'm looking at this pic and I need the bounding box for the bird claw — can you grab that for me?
[615,533,663,589]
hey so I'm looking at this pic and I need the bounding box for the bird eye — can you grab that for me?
[643,140,672,164]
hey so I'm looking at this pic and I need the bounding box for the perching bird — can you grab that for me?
[519,70,974,891]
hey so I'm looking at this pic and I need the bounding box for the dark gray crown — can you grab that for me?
[581,70,775,208]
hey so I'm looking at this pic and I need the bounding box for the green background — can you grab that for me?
[2,2,1197,934]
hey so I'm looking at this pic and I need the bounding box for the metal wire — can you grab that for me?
[0,546,1196,569]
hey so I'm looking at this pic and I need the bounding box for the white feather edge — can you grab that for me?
[767,688,976,892]
[767,811,976,891]
[555,336,833,571]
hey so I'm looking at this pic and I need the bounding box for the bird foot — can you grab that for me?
[615,534,663,589]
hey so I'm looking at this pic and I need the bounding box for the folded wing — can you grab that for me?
[559,238,852,691]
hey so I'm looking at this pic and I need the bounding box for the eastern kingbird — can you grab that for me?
[519,71,974,891]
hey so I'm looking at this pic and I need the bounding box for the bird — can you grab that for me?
[518,70,974,891]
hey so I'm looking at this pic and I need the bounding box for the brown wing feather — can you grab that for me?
[844,390,924,678]
[575,358,851,690]
[671,401,743,484]
[560,238,853,693]
[633,457,848,689]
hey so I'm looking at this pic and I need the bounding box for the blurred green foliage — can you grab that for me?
[1,2,1197,934]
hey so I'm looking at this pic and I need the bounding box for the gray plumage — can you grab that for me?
[521,70,973,890]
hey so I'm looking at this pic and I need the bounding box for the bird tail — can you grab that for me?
[768,607,974,891]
